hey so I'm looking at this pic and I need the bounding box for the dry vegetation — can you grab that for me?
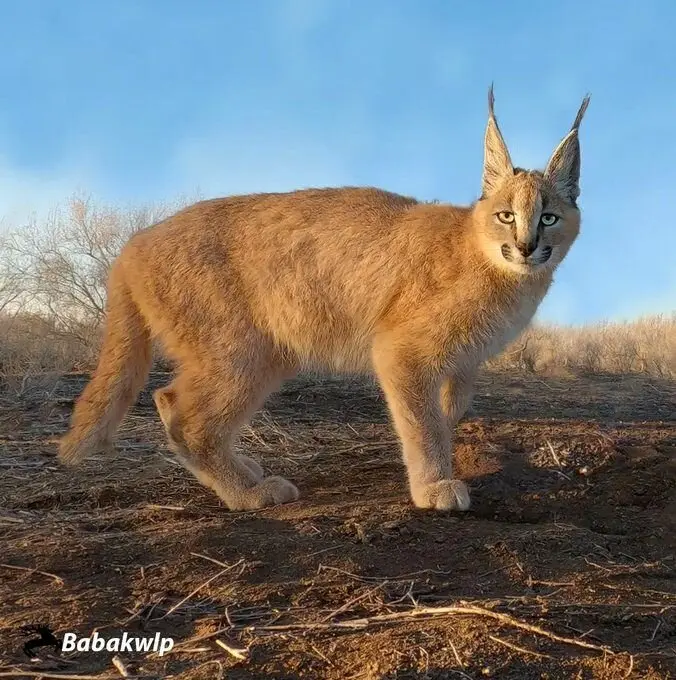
[0,196,674,679]
[491,315,675,379]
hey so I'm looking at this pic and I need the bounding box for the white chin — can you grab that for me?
[500,258,543,275]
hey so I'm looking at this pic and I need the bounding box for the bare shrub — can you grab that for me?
[4,196,170,362]
[0,234,24,317]
[1,194,191,373]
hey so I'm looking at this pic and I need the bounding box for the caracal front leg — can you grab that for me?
[372,338,471,511]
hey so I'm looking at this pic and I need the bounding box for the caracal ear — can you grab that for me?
[544,94,591,203]
[482,84,514,196]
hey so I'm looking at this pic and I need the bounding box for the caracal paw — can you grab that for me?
[412,479,471,511]
[245,475,300,509]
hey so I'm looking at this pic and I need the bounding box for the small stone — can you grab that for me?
[380,520,401,531]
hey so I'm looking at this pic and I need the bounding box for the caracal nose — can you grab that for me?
[516,240,537,257]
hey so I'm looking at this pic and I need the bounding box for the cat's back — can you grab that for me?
[224,186,420,246]
[148,186,418,239]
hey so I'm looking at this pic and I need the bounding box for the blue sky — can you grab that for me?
[0,0,674,324]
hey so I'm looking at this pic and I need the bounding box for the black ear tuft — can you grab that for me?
[543,95,590,202]
[482,84,514,195]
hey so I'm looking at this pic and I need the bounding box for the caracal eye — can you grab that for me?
[540,213,559,226]
[496,211,515,224]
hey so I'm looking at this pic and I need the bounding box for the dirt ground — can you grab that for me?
[1,369,675,679]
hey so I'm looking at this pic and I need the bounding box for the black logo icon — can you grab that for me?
[20,624,62,659]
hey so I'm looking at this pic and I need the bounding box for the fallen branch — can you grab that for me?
[0,563,64,585]
[0,672,124,679]
[144,504,184,512]
[237,603,614,654]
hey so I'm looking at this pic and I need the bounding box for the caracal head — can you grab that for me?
[473,85,590,277]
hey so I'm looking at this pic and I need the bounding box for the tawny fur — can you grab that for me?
[58,87,589,512]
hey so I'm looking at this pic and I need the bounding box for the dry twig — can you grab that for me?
[156,558,244,620]
[111,655,131,677]
[215,638,249,661]
[320,583,386,623]
[0,672,128,679]
[0,563,64,584]
[488,634,553,659]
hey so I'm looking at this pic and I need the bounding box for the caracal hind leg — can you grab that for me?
[439,367,478,461]
[372,337,470,511]
[440,369,477,426]
[153,360,299,511]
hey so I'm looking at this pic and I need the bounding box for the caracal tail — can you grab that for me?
[58,261,152,464]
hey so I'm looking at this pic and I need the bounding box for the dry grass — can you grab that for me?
[0,313,673,393]
[0,314,91,374]
[490,313,675,379]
